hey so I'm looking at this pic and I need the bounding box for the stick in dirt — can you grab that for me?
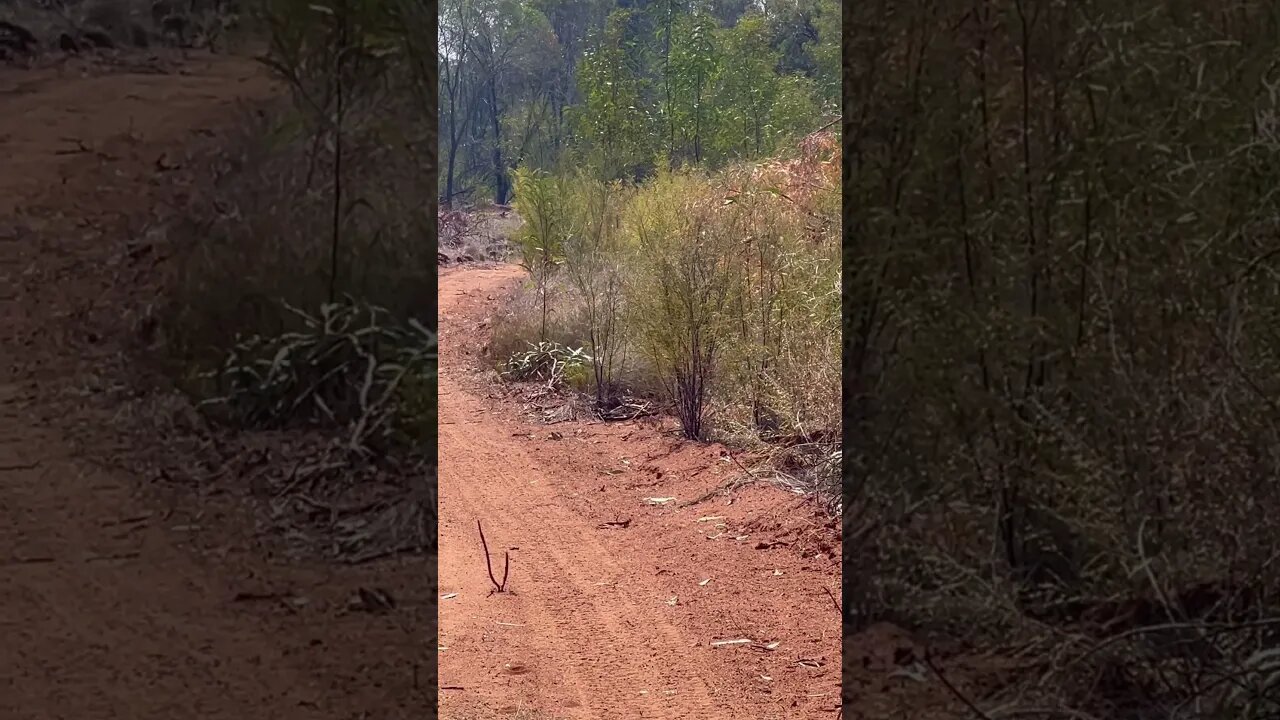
[477,519,509,594]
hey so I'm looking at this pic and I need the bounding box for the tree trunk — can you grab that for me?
[489,76,507,204]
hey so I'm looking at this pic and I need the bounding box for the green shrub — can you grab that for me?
[502,341,592,388]
[625,171,739,440]
[496,132,839,444]
[197,299,436,453]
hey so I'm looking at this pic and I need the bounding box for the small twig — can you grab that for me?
[725,450,754,478]
[0,461,41,471]
[232,591,286,602]
[54,138,92,155]
[85,552,140,562]
[1073,617,1280,666]
[4,556,54,565]
[811,116,841,135]
[824,587,842,616]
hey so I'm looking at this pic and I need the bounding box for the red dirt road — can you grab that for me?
[1,54,434,719]
[437,265,842,719]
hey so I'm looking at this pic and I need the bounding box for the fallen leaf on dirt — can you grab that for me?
[710,638,752,647]
[644,497,676,505]
[696,516,724,522]
[441,592,458,599]
[698,578,710,586]
[665,596,678,606]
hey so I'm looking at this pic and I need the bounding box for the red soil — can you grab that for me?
[437,265,843,719]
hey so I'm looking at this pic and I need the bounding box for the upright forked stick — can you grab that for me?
[477,519,509,594]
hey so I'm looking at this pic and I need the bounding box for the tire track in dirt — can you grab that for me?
[438,265,841,720]
[440,385,720,718]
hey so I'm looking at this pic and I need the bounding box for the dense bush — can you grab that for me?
[846,0,1280,715]
[494,131,839,448]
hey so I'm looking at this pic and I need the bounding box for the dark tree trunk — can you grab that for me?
[488,76,507,205]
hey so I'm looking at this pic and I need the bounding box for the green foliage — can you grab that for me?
[512,168,570,271]
[199,300,436,446]
[846,0,1280,712]
[512,167,574,341]
[664,9,718,166]
[502,341,593,387]
[498,131,840,443]
[808,0,839,110]
[625,172,738,439]
[440,0,834,201]
[573,8,656,180]
[707,14,783,160]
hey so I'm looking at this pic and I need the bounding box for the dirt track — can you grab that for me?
[0,50,841,720]
[437,266,842,719]
[0,54,435,719]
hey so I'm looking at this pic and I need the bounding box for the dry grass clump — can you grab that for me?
[438,205,518,265]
